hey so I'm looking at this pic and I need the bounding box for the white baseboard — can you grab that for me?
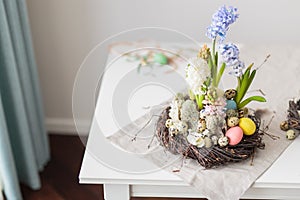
[45,118,91,136]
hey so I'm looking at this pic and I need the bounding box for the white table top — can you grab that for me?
[79,43,300,190]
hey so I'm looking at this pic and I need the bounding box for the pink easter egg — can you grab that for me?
[225,126,243,146]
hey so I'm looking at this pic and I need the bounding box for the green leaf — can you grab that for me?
[244,69,256,94]
[235,63,256,104]
[195,94,204,110]
[248,69,256,85]
[242,68,249,80]
[235,69,250,104]
[204,78,211,87]
[216,62,226,86]
[246,63,254,71]
[242,63,254,80]
[208,56,213,71]
[238,96,266,109]
[212,39,216,63]
[236,77,242,91]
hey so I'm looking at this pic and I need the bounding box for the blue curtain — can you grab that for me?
[0,0,50,199]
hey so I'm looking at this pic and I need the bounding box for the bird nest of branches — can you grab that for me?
[156,106,265,169]
[287,100,300,130]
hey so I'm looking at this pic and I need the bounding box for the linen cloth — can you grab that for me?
[108,45,298,199]
[109,104,290,200]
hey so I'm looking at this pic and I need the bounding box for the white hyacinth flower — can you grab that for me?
[185,57,210,95]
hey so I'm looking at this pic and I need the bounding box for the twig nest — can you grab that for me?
[226,127,243,145]
[239,117,256,135]
[156,107,263,169]
[225,100,237,110]
[286,129,299,140]
[227,117,239,127]
[218,136,229,147]
[224,89,237,100]
[280,120,289,131]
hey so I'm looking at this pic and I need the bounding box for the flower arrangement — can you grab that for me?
[156,5,267,168]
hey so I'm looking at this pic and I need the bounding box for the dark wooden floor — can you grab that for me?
[21,135,102,200]
[20,135,259,200]
[20,135,202,200]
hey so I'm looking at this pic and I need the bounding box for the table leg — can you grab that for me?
[104,184,130,200]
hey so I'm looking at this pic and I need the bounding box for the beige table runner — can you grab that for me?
[108,102,291,200]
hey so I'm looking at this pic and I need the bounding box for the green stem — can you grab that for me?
[216,63,226,86]
[212,39,216,66]
[195,94,204,110]
[195,95,199,107]
[208,56,214,85]
[210,39,218,87]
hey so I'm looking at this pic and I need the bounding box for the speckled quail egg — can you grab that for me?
[199,109,206,119]
[218,136,229,147]
[227,117,239,127]
[165,119,173,128]
[280,120,289,131]
[226,109,239,118]
[197,119,207,132]
[224,89,237,100]
[286,129,298,140]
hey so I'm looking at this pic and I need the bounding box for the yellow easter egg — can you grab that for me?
[239,117,256,135]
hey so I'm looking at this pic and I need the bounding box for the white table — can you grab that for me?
[79,44,300,199]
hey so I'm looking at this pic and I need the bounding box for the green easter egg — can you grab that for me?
[154,53,168,65]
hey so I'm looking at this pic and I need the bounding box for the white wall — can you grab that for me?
[26,0,300,134]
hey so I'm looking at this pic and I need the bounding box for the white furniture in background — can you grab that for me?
[79,44,300,200]
[80,114,300,200]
